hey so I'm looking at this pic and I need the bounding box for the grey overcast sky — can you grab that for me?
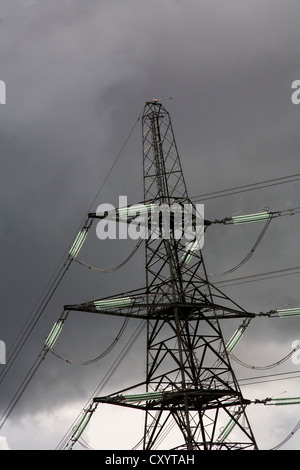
[0,0,300,450]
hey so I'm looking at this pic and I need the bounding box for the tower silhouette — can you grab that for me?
[66,101,258,450]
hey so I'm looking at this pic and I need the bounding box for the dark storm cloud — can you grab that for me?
[0,0,300,449]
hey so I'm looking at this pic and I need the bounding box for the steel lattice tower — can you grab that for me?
[66,101,258,450]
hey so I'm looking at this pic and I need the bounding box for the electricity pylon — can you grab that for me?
[66,101,258,450]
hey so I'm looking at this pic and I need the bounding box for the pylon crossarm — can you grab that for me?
[93,388,250,411]
[89,200,156,224]
[89,198,211,230]
[64,298,257,321]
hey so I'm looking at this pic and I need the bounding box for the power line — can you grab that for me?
[271,419,300,450]
[0,257,72,386]
[190,173,300,202]
[238,370,300,387]
[230,342,300,371]
[213,266,300,288]
[208,218,271,278]
[158,62,300,103]
[57,320,146,450]
[74,238,143,273]
[50,317,130,365]
[0,348,46,430]
[0,112,143,431]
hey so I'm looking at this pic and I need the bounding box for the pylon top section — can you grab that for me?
[142,100,189,203]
